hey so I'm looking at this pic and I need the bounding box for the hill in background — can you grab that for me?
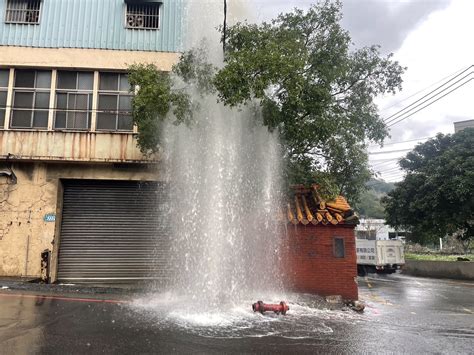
[355,178,396,219]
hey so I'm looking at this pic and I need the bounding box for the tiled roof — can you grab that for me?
[287,184,359,226]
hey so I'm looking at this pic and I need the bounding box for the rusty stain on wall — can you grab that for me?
[0,131,158,163]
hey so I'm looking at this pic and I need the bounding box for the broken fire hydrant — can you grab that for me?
[252,301,289,315]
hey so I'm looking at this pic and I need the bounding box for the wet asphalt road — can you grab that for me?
[0,274,473,354]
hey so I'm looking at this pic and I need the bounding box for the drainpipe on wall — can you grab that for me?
[25,234,30,277]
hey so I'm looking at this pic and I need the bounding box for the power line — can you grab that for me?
[383,176,405,181]
[223,0,227,54]
[376,168,404,175]
[379,166,405,174]
[388,78,473,128]
[368,148,412,155]
[370,158,400,168]
[385,71,473,126]
[379,66,470,113]
[384,177,404,182]
[371,161,398,168]
[376,167,401,174]
[383,65,473,125]
[368,135,434,148]
[369,157,400,162]
[380,175,405,181]
[380,169,405,175]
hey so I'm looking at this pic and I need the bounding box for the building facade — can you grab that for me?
[356,218,408,242]
[0,0,183,282]
[454,119,474,133]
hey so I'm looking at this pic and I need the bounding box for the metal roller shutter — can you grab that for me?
[57,180,170,284]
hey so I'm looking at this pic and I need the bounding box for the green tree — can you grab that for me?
[214,1,404,201]
[382,128,474,250]
[128,1,405,201]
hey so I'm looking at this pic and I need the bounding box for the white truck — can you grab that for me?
[356,239,405,275]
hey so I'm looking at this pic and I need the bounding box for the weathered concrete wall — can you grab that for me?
[0,161,160,278]
[0,131,156,163]
[403,260,474,280]
[0,47,179,71]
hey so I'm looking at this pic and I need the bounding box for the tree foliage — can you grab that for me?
[128,64,193,154]
[213,1,404,201]
[383,128,474,247]
[128,1,405,201]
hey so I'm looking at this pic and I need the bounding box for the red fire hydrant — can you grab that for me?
[252,301,289,315]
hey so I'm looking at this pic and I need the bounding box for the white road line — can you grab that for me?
[366,277,398,283]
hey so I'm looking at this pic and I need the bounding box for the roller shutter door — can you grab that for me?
[57,180,170,284]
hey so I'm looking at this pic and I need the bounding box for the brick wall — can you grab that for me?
[281,224,358,301]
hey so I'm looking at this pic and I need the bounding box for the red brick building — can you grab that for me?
[282,185,359,301]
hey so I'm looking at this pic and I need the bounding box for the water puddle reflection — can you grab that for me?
[129,292,366,339]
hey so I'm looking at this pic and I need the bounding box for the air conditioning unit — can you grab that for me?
[127,14,144,28]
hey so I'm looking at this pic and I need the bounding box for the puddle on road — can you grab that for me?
[128,292,366,339]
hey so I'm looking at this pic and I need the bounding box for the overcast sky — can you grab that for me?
[240,0,473,181]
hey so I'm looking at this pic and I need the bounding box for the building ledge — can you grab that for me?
[0,130,156,163]
[0,46,179,71]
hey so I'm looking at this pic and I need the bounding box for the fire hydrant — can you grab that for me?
[252,301,289,315]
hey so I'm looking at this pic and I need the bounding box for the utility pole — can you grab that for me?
[223,0,227,54]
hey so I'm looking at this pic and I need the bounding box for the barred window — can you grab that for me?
[5,0,42,24]
[10,70,51,129]
[55,71,94,130]
[0,70,9,128]
[97,72,133,131]
[333,237,345,258]
[126,2,161,29]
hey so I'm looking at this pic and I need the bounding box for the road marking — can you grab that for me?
[0,292,128,304]
[366,277,397,283]
[364,276,372,288]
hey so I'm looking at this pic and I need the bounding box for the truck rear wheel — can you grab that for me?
[357,265,368,276]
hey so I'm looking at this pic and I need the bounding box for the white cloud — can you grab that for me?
[370,0,474,180]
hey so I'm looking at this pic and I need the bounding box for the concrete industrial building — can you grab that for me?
[0,0,183,282]
[1,0,360,301]
[453,119,474,133]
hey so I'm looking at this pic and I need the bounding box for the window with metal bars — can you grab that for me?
[55,71,94,130]
[333,237,345,258]
[10,69,51,129]
[5,0,42,24]
[0,70,9,128]
[125,3,161,29]
[97,72,133,131]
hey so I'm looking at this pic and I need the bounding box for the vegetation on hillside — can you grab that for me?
[354,178,395,218]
